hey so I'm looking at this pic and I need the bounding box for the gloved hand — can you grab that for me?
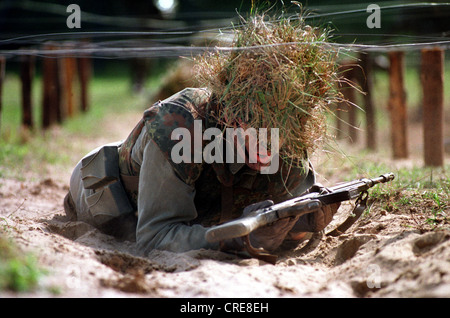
[244,200,300,252]
[288,183,340,235]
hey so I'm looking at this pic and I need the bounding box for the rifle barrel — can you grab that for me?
[205,173,395,242]
[329,172,395,192]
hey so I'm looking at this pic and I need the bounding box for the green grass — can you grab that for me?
[333,54,450,136]
[0,64,167,179]
[0,234,45,292]
[0,62,170,292]
[0,56,448,261]
[318,139,449,230]
[0,74,125,178]
[1,74,145,136]
[321,148,449,197]
[320,53,450,230]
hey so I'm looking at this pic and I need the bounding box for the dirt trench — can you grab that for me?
[1,111,449,298]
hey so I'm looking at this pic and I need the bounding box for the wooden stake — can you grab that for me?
[21,55,35,129]
[42,44,60,129]
[388,51,408,159]
[358,52,376,150]
[337,61,358,142]
[347,74,358,143]
[55,57,63,124]
[60,44,77,119]
[64,56,76,117]
[77,55,91,112]
[421,48,444,167]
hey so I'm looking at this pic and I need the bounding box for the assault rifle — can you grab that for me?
[205,173,395,245]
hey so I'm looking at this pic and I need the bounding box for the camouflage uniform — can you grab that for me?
[68,88,315,254]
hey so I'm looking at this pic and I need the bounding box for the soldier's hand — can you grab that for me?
[243,200,299,252]
[288,183,341,235]
[291,202,340,233]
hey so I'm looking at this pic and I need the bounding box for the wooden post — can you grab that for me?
[60,43,77,119]
[0,56,5,133]
[347,72,358,144]
[42,44,60,129]
[358,52,376,150]
[337,61,358,142]
[421,48,444,167]
[77,55,91,112]
[63,55,77,117]
[335,87,345,139]
[21,55,35,129]
[55,57,63,124]
[388,51,408,159]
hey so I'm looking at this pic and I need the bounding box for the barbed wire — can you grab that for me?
[0,2,449,59]
[1,38,450,60]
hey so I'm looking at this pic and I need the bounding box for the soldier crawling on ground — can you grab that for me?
[64,11,341,260]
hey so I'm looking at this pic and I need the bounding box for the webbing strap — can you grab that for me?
[120,174,140,195]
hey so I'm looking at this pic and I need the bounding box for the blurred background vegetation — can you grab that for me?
[0,0,449,217]
[0,0,449,292]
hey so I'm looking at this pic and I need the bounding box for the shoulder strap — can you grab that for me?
[118,118,146,176]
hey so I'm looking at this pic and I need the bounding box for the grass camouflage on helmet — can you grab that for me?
[194,6,342,168]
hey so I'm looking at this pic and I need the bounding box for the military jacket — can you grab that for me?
[117,88,314,253]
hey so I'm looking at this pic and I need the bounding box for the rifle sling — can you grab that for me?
[120,174,139,194]
[327,191,368,237]
[242,235,278,264]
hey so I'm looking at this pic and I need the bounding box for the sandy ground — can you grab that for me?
[1,110,449,298]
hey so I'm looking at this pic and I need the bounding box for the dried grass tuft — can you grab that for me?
[194,9,342,166]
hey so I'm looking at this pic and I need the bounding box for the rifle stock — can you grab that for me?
[205,173,395,243]
[206,200,322,242]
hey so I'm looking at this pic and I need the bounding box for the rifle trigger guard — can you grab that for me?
[327,190,369,237]
[242,235,278,264]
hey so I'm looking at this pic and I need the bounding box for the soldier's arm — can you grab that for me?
[135,140,220,254]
